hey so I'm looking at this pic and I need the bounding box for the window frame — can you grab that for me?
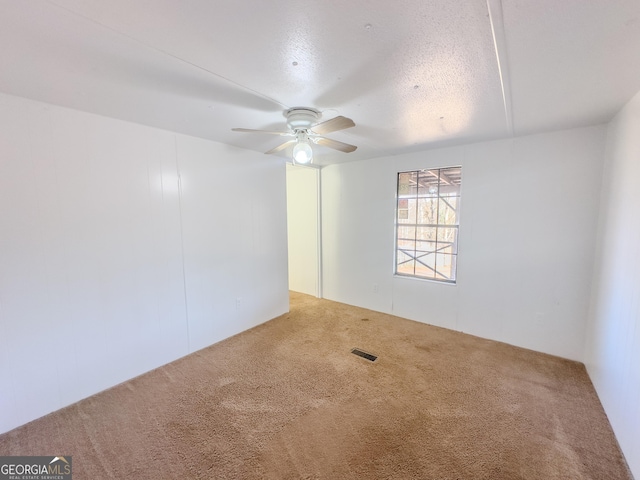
[394,166,462,284]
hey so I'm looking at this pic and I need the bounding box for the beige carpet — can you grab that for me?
[0,292,632,479]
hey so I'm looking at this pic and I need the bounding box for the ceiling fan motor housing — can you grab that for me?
[286,107,321,131]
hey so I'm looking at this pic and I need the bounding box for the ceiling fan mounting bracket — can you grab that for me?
[285,107,321,131]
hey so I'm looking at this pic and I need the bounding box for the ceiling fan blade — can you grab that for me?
[314,137,357,153]
[265,140,295,155]
[232,128,291,136]
[310,116,355,135]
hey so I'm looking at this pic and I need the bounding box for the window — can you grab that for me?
[395,166,462,283]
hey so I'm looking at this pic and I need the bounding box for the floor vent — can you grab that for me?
[351,348,377,362]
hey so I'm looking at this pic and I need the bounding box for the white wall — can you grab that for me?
[585,91,640,479]
[0,92,289,434]
[322,126,606,361]
[286,164,319,296]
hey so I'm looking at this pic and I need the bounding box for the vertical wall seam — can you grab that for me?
[175,135,191,352]
[316,167,323,299]
[583,126,612,363]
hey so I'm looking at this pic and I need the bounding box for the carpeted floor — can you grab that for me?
[0,292,633,479]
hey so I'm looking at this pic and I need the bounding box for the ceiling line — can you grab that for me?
[44,0,290,111]
[486,0,514,136]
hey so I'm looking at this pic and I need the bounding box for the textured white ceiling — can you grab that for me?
[0,0,639,166]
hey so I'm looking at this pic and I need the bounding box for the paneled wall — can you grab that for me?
[585,91,640,479]
[322,126,606,361]
[0,93,289,434]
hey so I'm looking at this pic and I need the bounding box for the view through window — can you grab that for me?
[395,166,462,283]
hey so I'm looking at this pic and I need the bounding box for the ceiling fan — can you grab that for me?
[232,107,357,164]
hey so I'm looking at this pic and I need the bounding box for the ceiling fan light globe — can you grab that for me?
[293,142,313,164]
